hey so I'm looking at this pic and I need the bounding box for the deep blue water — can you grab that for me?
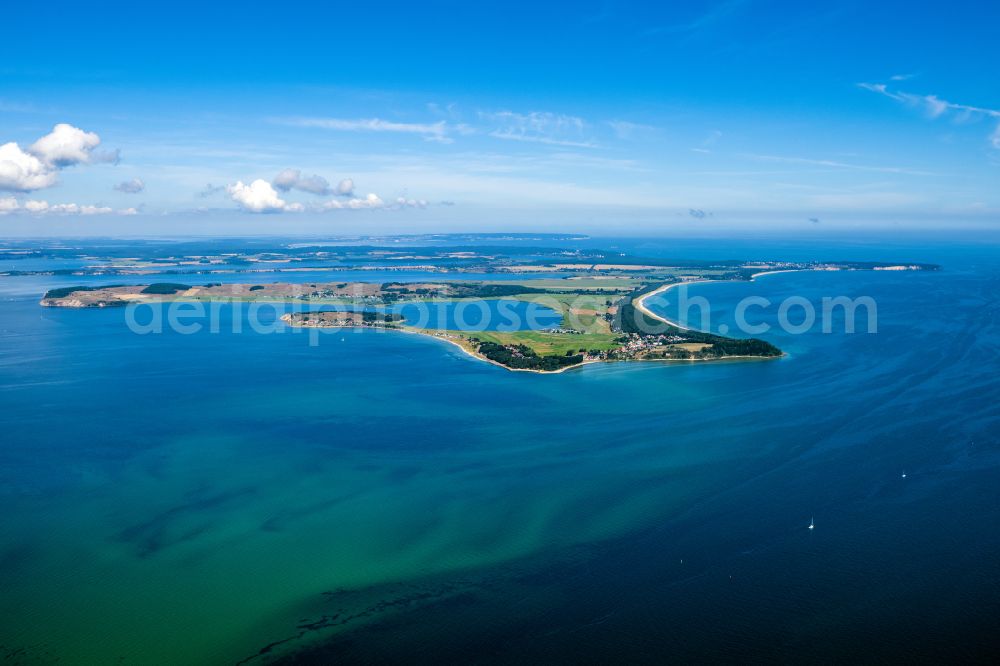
[1,236,999,664]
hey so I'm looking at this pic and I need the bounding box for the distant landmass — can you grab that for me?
[39,242,937,372]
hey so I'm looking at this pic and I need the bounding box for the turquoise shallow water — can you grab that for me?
[1,237,999,663]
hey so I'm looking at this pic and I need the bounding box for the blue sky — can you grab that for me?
[1,0,999,235]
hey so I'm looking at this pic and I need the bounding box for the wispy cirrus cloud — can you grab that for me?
[692,129,723,154]
[745,153,933,176]
[607,120,658,140]
[479,111,597,148]
[859,82,1000,148]
[273,116,453,143]
[274,109,607,149]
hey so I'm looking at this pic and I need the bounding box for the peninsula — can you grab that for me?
[39,243,937,373]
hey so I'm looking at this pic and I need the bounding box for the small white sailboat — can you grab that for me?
[808,516,814,530]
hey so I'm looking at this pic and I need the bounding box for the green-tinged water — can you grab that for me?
[2,322,752,663]
[2,238,999,663]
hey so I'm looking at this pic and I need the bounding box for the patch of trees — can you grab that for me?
[140,283,191,294]
[361,311,403,324]
[554,288,623,295]
[44,285,126,299]
[381,283,443,296]
[697,338,782,357]
[440,283,551,298]
[475,341,583,371]
[616,301,781,357]
[466,284,550,297]
[616,302,677,336]
[249,285,265,291]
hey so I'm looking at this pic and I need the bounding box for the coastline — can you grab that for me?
[749,269,802,279]
[389,324,774,372]
[279,314,590,374]
[282,310,776,374]
[49,269,808,374]
[632,280,710,331]
[633,269,807,331]
[395,326,591,375]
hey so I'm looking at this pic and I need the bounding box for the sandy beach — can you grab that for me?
[632,281,710,330]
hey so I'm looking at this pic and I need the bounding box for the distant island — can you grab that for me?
[38,244,937,372]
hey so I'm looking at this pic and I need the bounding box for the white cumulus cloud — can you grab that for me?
[0,142,57,191]
[50,203,114,215]
[229,177,426,214]
[0,196,131,216]
[29,123,101,167]
[45,202,111,215]
[319,194,427,211]
[228,179,298,213]
[1,124,113,192]
[323,193,385,210]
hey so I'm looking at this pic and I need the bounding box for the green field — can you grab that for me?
[461,330,620,355]
[510,292,619,334]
